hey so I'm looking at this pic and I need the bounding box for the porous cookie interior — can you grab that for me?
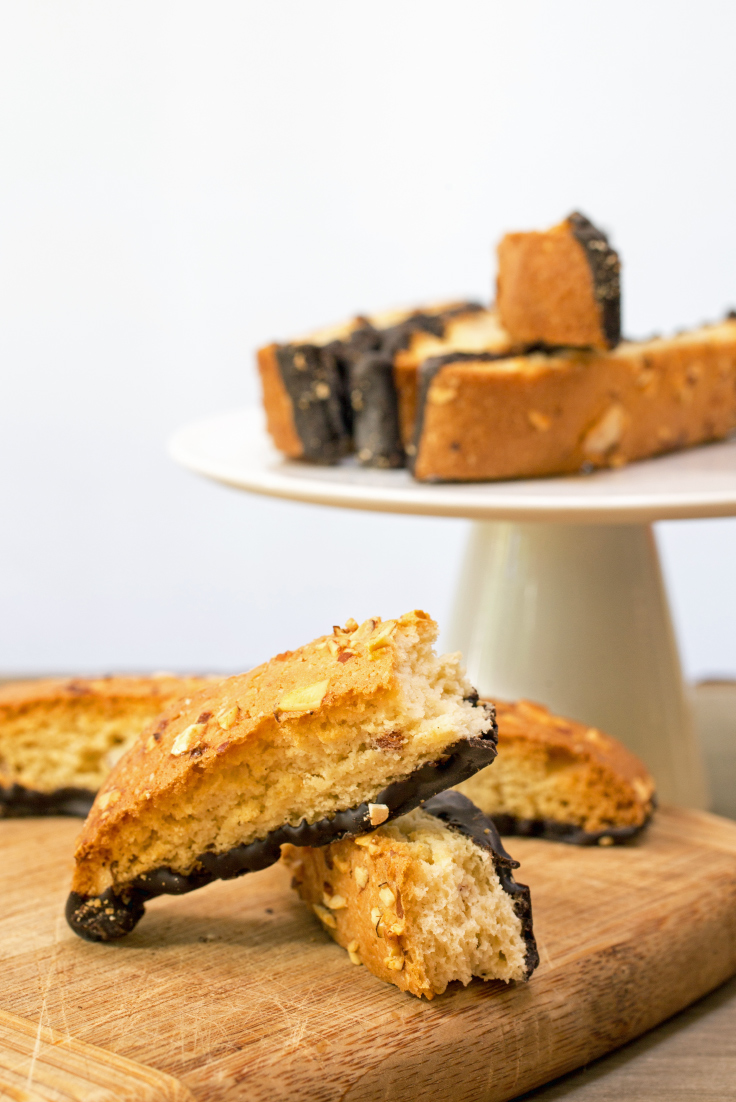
[93,624,488,894]
[0,698,174,794]
[380,809,528,991]
[457,733,649,832]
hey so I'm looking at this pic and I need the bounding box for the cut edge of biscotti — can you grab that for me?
[67,611,496,940]
[496,210,621,351]
[455,698,656,844]
[409,315,736,481]
[283,791,537,999]
[0,675,215,817]
[257,299,484,465]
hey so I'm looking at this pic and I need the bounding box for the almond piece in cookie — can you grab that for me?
[455,699,656,844]
[284,791,538,999]
[66,612,496,942]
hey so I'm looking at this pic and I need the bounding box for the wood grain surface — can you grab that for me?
[2,806,736,1102]
[0,1007,194,1102]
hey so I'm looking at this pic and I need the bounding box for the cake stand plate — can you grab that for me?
[170,408,736,807]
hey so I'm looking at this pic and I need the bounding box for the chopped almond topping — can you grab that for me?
[278,679,330,713]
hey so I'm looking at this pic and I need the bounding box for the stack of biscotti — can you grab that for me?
[257,301,485,469]
[65,611,499,944]
[258,211,736,481]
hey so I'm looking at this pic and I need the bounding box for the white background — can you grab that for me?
[1,0,734,679]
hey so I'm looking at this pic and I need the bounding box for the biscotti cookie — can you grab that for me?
[283,791,538,999]
[392,307,517,452]
[258,301,482,468]
[0,676,212,818]
[411,317,736,481]
[496,211,621,350]
[67,611,496,942]
[455,699,656,844]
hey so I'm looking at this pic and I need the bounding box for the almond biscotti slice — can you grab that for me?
[496,211,621,350]
[455,699,655,845]
[410,317,736,481]
[283,791,538,999]
[392,307,518,453]
[257,301,481,468]
[67,612,496,942]
[0,675,212,818]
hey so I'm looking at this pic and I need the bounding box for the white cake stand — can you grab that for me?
[170,407,736,808]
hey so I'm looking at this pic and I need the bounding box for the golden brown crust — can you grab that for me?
[71,612,436,896]
[284,834,426,995]
[256,343,304,458]
[497,217,611,350]
[0,675,211,713]
[412,321,736,481]
[456,698,655,835]
[496,699,654,795]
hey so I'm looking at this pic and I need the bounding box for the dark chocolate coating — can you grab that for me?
[488,807,653,847]
[349,351,405,469]
[66,707,498,943]
[0,783,95,819]
[568,211,621,349]
[348,303,483,470]
[276,343,352,464]
[422,791,539,979]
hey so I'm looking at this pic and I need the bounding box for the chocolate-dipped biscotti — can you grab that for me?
[257,301,482,469]
[283,791,538,999]
[392,307,518,453]
[67,611,496,942]
[455,699,656,845]
[496,211,621,351]
[409,317,736,481]
[0,676,212,818]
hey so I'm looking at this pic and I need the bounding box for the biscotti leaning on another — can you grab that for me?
[496,211,621,351]
[0,676,213,818]
[455,699,656,845]
[409,316,736,481]
[257,301,482,469]
[283,791,538,999]
[67,611,496,942]
[392,306,518,454]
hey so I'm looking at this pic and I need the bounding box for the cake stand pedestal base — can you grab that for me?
[446,521,708,808]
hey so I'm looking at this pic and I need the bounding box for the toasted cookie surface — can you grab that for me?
[410,318,736,481]
[67,612,495,941]
[455,699,656,844]
[284,791,537,999]
[497,211,621,350]
[0,675,212,817]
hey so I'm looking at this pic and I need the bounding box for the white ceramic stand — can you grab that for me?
[169,407,736,808]
[446,521,706,807]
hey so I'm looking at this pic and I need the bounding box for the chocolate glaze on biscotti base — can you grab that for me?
[411,318,736,482]
[1,783,95,819]
[258,302,483,468]
[496,211,621,351]
[568,212,621,350]
[393,308,519,453]
[455,699,656,845]
[422,791,538,977]
[284,791,537,999]
[66,611,496,942]
[66,731,496,942]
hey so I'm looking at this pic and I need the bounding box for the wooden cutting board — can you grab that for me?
[2,806,736,1102]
